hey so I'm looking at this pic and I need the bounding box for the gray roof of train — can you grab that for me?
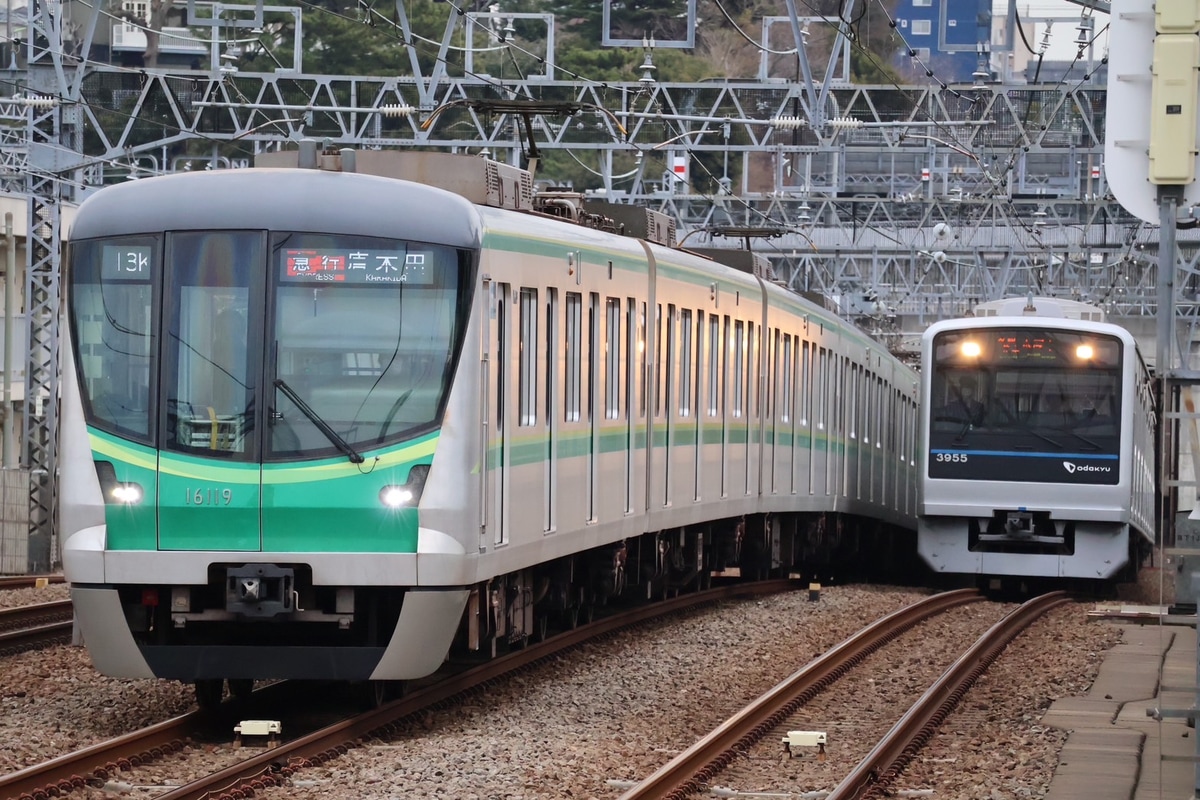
[69,168,483,247]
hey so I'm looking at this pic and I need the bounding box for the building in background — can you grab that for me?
[892,0,994,84]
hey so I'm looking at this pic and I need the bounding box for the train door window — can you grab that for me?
[546,289,558,423]
[588,293,600,523]
[588,293,599,426]
[708,315,721,416]
[639,302,648,417]
[655,304,665,418]
[164,231,263,459]
[69,236,158,443]
[679,309,692,417]
[518,288,537,427]
[694,311,705,415]
[662,304,672,422]
[565,292,582,422]
[626,299,637,424]
[847,364,857,441]
[606,298,621,419]
[733,320,745,418]
[800,341,810,426]
[778,332,790,424]
[747,322,757,420]
[815,347,827,431]
[876,376,885,450]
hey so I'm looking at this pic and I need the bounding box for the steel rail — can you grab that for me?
[0,599,72,631]
[0,575,65,589]
[827,590,1073,800]
[3,578,792,800]
[2,708,196,800]
[616,587,984,800]
[0,620,72,654]
[152,578,795,800]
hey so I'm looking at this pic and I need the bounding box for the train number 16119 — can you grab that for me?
[934,453,969,463]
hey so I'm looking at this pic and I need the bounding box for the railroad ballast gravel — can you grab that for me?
[0,576,1169,799]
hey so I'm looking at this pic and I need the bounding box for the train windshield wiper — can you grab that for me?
[274,379,365,464]
[1043,424,1101,451]
[1025,426,1065,450]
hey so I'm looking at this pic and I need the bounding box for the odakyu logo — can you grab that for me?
[1063,461,1112,474]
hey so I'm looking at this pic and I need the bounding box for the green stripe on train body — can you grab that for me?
[88,427,439,554]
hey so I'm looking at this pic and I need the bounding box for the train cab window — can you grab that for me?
[930,327,1123,459]
[268,233,467,459]
[68,236,158,443]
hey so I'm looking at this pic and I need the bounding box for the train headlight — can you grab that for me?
[380,485,414,508]
[111,482,144,505]
[379,464,430,509]
[1076,344,1095,361]
[960,340,982,358]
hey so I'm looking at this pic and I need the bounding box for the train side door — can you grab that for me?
[482,280,512,550]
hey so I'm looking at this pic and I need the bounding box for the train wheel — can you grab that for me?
[358,680,392,710]
[228,679,254,701]
[195,679,223,711]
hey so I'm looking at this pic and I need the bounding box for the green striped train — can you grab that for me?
[61,143,921,705]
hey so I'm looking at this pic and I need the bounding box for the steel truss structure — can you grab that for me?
[8,0,1200,560]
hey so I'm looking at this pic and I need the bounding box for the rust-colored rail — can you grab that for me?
[0,599,72,631]
[617,588,984,800]
[0,620,72,654]
[152,579,794,800]
[827,590,1072,800]
[0,601,74,655]
[1,710,197,799]
[3,578,793,800]
[0,575,65,590]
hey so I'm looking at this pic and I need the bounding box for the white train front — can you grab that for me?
[917,297,1156,582]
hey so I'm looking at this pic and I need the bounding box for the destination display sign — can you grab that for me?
[280,248,435,285]
[935,329,1120,368]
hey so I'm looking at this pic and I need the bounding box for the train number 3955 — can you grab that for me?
[184,488,234,505]
[934,453,969,463]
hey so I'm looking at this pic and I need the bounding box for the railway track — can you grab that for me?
[0,600,73,655]
[0,579,794,800]
[616,590,1071,800]
[0,575,65,590]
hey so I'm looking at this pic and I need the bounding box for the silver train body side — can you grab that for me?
[61,149,921,684]
[917,297,1156,581]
